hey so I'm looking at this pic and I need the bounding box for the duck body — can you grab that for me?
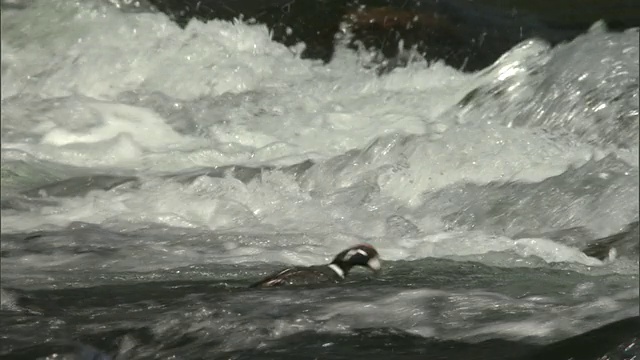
[249,265,344,288]
[249,244,381,289]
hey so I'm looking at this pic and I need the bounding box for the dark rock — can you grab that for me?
[146,0,640,71]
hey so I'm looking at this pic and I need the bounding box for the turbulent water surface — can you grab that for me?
[1,1,639,359]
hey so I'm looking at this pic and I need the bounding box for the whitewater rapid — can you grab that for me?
[1,0,638,298]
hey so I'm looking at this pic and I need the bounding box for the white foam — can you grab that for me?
[514,238,603,266]
[39,102,189,148]
[0,171,625,271]
[372,126,595,206]
[1,2,637,277]
[0,2,472,170]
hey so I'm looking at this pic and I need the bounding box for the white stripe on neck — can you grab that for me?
[328,264,345,279]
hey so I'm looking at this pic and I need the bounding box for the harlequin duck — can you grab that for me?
[249,244,381,288]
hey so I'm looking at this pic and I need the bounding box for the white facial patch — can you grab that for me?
[367,257,381,271]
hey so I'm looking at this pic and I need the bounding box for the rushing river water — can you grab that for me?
[1,1,638,359]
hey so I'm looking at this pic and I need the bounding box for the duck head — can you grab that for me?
[330,243,381,277]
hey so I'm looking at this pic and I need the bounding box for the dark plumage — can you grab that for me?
[249,244,381,288]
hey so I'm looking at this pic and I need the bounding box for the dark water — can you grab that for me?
[2,258,639,359]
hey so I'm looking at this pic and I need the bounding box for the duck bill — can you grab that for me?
[367,257,381,273]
